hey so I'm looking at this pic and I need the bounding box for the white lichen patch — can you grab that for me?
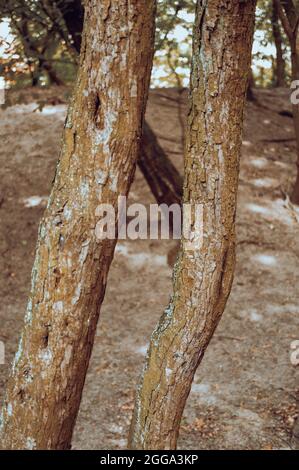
[7,403,13,417]
[24,298,33,325]
[79,241,90,265]
[80,180,90,199]
[109,172,118,192]
[130,80,138,98]
[94,109,118,156]
[53,301,64,313]
[39,348,53,365]
[95,169,109,185]
[12,335,23,374]
[26,437,36,450]
[61,345,73,385]
[63,205,73,221]
[71,283,82,305]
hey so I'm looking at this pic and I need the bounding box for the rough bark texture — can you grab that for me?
[0,0,156,450]
[58,0,183,208]
[275,0,299,203]
[129,0,256,450]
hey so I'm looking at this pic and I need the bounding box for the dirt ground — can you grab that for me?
[0,86,298,450]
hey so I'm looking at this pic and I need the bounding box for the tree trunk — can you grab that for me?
[247,69,256,101]
[129,0,256,450]
[274,0,299,203]
[41,59,64,86]
[0,0,156,450]
[290,40,299,203]
[57,0,183,208]
[292,415,299,449]
[272,0,286,87]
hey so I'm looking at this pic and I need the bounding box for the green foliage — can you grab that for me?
[0,0,77,87]
[253,0,290,87]
[153,0,195,87]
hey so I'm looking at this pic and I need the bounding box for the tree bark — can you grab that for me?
[129,0,256,450]
[272,0,286,87]
[290,42,299,204]
[0,0,156,450]
[56,0,183,208]
[291,415,299,449]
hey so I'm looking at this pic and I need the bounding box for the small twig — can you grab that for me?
[214,335,245,342]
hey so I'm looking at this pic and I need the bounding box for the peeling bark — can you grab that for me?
[129,0,256,450]
[0,0,156,450]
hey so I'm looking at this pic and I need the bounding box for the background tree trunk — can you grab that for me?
[0,0,156,450]
[272,0,286,87]
[56,0,84,54]
[247,68,256,101]
[129,0,256,450]
[274,0,299,203]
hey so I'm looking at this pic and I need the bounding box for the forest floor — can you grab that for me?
[0,86,298,450]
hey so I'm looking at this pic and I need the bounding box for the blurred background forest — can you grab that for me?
[0,0,294,91]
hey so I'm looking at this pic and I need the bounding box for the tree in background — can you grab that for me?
[274,0,299,203]
[254,0,288,87]
[0,0,156,450]
[0,0,78,87]
[272,0,287,86]
[154,0,195,88]
[129,0,256,450]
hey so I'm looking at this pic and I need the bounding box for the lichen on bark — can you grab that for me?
[0,0,156,450]
[129,0,257,451]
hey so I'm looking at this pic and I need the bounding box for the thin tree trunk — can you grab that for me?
[290,41,299,203]
[274,0,299,203]
[41,59,64,86]
[56,0,84,55]
[247,69,256,101]
[292,415,299,449]
[272,0,286,87]
[129,0,256,450]
[0,0,156,450]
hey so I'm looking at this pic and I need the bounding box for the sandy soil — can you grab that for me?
[0,87,298,450]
